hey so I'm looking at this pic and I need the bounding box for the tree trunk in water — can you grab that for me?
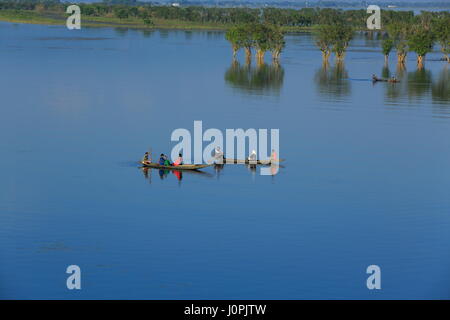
[232,45,238,59]
[245,47,252,62]
[397,53,407,64]
[272,50,281,62]
[256,49,265,65]
[321,50,330,64]
[273,59,280,70]
[396,61,406,77]
[417,55,424,69]
[336,52,345,61]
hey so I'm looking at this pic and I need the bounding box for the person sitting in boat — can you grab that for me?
[159,154,166,166]
[163,154,172,166]
[213,146,224,163]
[173,153,183,166]
[142,152,150,164]
[372,74,378,81]
[248,150,257,162]
[270,149,278,162]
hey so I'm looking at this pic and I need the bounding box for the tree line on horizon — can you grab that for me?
[0,1,435,28]
[1,1,449,68]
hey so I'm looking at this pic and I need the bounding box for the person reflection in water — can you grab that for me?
[142,167,149,180]
[159,169,169,179]
[156,167,182,182]
[172,170,182,181]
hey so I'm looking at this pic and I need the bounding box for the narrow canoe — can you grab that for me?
[221,158,285,165]
[372,78,400,83]
[140,161,213,170]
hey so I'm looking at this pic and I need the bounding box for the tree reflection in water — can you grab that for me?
[431,66,450,104]
[431,66,450,117]
[314,61,351,98]
[224,60,284,96]
[380,63,449,107]
[314,61,351,99]
[407,67,433,99]
[114,27,129,37]
[140,29,155,38]
[382,63,405,101]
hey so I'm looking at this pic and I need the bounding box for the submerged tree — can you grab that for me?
[225,24,255,62]
[253,23,271,65]
[408,26,435,68]
[315,24,334,63]
[225,26,242,59]
[387,22,409,65]
[329,23,354,61]
[268,25,285,62]
[225,23,286,63]
[432,16,450,63]
[241,24,256,63]
[381,38,394,63]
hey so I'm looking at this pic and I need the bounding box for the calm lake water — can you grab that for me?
[0,21,449,299]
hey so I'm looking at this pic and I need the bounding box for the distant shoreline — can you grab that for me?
[0,4,447,33]
[0,11,315,32]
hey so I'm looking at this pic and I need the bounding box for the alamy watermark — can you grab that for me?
[366,265,381,290]
[66,265,81,290]
[66,5,81,30]
[170,121,280,175]
[367,5,381,30]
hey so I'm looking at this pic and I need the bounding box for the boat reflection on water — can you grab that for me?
[158,168,183,181]
[140,167,214,184]
[141,163,281,184]
[379,63,404,101]
[224,60,284,96]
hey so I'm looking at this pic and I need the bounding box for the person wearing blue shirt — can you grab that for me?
[159,154,165,165]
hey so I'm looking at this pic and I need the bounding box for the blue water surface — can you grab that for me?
[0,21,449,299]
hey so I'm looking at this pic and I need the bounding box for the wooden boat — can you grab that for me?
[140,161,213,170]
[372,77,400,83]
[221,158,285,165]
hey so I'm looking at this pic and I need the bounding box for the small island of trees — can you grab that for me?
[225,23,285,64]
